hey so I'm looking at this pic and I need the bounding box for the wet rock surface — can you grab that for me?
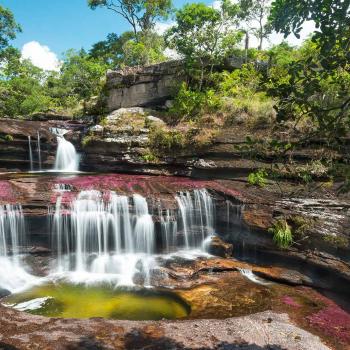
[0,306,331,350]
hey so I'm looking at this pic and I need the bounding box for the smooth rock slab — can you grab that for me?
[0,306,330,350]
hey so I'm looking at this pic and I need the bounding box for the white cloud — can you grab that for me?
[21,41,61,71]
[154,21,175,35]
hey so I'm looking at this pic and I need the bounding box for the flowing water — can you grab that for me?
[27,136,33,171]
[37,131,42,170]
[0,205,37,293]
[0,188,214,318]
[51,128,79,172]
[50,189,214,286]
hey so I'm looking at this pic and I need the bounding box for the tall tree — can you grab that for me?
[267,0,350,141]
[89,31,135,66]
[166,0,242,89]
[88,0,172,37]
[0,5,21,53]
[238,0,271,50]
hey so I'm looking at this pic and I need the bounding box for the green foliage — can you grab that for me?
[149,127,186,155]
[238,0,272,50]
[0,5,21,52]
[89,32,135,66]
[269,1,350,142]
[220,64,262,98]
[166,1,242,89]
[4,134,13,141]
[247,169,268,187]
[122,31,166,67]
[269,219,293,249]
[88,0,172,35]
[322,234,349,249]
[170,83,221,121]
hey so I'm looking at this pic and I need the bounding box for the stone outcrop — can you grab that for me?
[106,60,184,111]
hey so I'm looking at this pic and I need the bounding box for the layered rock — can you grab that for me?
[106,60,184,111]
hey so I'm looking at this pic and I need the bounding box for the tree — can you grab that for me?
[0,50,53,117]
[0,5,21,52]
[122,31,166,66]
[267,0,350,142]
[166,1,242,89]
[47,50,107,108]
[89,31,135,66]
[238,0,272,50]
[88,0,172,37]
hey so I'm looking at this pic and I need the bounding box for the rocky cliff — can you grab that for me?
[106,60,185,111]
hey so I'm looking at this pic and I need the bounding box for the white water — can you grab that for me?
[50,189,214,287]
[54,136,79,172]
[0,189,215,291]
[37,131,42,170]
[50,127,79,172]
[0,205,38,293]
[28,136,33,171]
[238,268,271,286]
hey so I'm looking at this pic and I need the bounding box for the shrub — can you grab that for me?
[269,219,293,249]
[247,169,268,187]
[170,83,221,121]
[4,134,13,142]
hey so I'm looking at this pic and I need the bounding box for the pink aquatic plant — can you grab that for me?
[281,296,301,308]
[306,294,350,344]
[0,181,15,203]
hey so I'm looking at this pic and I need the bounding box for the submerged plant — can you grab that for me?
[269,218,293,249]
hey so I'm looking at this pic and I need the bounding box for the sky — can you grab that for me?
[1,0,314,71]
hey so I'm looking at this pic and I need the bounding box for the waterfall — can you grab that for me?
[0,205,36,293]
[50,128,79,172]
[37,131,42,170]
[0,204,24,258]
[175,189,215,248]
[28,136,33,171]
[50,188,215,286]
[54,136,79,172]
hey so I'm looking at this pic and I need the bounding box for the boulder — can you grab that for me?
[106,61,185,111]
[205,235,233,258]
[146,115,165,126]
[0,288,11,298]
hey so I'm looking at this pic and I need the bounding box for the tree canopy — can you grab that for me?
[88,0,173,36]
[0,5,21,53]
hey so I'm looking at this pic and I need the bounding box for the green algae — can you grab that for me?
[4,283,190,320]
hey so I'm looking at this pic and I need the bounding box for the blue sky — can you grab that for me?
[1,0,205,55]
[1,0,313,71]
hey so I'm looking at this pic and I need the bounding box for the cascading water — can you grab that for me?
[50,188,215,286]
[0,205,36,293]
[37,131,42,170]
[51,128,79,172]
[176,189,215,248]
[28,136,33,171]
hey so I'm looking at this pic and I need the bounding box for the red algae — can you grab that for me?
[51,174,242,201]
[281,296,301,308]
[303,291,350,344]
[0,181,15,203]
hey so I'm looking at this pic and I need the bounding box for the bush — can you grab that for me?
[170,83,221,121]
[269,219,293,249]
[4,134,13,141]
[248,169,268,187]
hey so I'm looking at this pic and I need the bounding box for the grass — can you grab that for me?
[269,219,293,249]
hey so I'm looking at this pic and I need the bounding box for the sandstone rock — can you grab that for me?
[106,61,185,111]
[89,125,103,133]
[165,99,174,108]
[106,107,146,123]
[194,158,217,169]
[146,115,165,126]
[205,235,233,258]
